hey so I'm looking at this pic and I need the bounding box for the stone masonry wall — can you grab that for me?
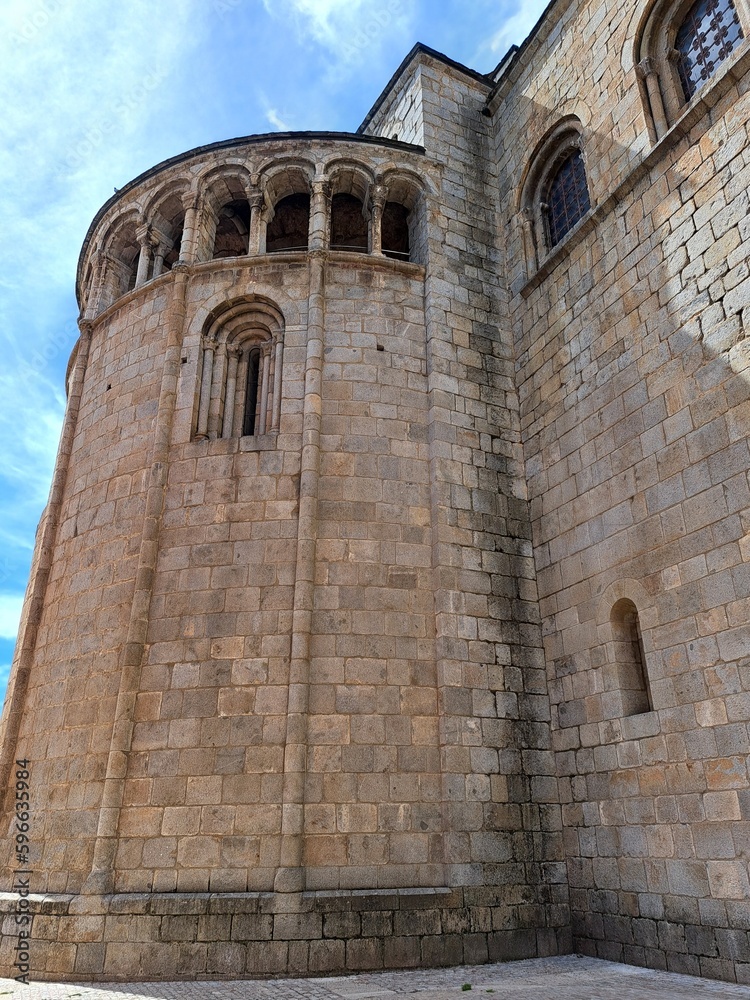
[0,280,172,893]
[494,0,750,983]
[366,54,570,943]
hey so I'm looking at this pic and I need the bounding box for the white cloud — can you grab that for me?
[262,0,415,65]
[0,596,24,642]
[483,0,550,61]
[268,108,291,130]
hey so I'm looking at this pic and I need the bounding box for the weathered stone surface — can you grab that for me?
[1,0,749,984]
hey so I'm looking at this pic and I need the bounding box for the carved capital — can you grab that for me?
[636,57,656,79]
[370,183,387,210]
[201,336,217,353]
[136,224,156,249]
[171,260,191,276]
[248,189,265,210]
[227,343,243,361]
[311,179,331,201]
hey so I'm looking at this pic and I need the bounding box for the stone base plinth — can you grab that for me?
[0,888,570,981]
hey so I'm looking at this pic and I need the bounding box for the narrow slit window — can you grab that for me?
[611,599,652,716]
[243,349,261,436]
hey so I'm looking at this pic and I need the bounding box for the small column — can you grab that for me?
[195,337,216,439]
[248,191,265,256]
[370,184,386,256]
[308,179,330,251]
[637,58,668,140]
[271,336,284,431]
[135,226,154,287]
[222,344,242,438]
[179,197,200,264]
[84,255,104,320]
[152,243,168,279]
[259,344,271,435]
[522,210,538,273]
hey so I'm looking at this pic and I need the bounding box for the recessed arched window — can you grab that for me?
[635,0,747,138]
[266,193,310,253]
[519,118,592,271]
[195,299,285,442]
[213,200,251,258]
[611,599,652,716]
[381,202,411,259]
[544,150,591,249]
[330,193,368,252]
[675,0,744,100]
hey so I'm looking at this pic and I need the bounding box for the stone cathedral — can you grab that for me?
[2,0,750,983]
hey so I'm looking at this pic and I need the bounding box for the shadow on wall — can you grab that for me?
[509,79,750,972]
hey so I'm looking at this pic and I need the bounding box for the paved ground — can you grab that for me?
[2,957,750,999]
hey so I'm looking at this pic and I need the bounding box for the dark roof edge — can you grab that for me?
[76,130,425,302]
[357,43,492,135]
[485,0,568,109]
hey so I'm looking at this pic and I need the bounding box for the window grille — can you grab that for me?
[544,150,591,248]
[675,0,743,100]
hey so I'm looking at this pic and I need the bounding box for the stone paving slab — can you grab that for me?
[3,957,750,999]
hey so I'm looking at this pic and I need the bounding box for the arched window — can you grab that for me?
[330,194,368,252]
[266,194,310,252]
[635,0,747,137]
[260,163,313,254]
[149,191,187,276]
[675,0,744,100]
[376,171,426,264]
[100,217,140,309]
[519,118,592,270]
[195,299,285,442]
[610,599,652,716]
[327,164,373,253]
[543,150,591,248]
[213,200,250,258]
[381,202,411,260]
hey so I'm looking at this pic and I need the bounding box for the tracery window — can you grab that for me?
[675,0,744,99]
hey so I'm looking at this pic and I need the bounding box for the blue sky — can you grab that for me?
[0,0,547,699]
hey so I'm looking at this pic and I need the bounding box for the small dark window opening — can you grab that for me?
[243,349,261,436]
[675,0,743,101]
[213,200,251,258]
[266,194,310,253]
[381,202,410,260]
[330,194,368,252]
[611,599,652,716]
[544,150,591,248]
[163,217,185,271]
[124,248,139,292]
